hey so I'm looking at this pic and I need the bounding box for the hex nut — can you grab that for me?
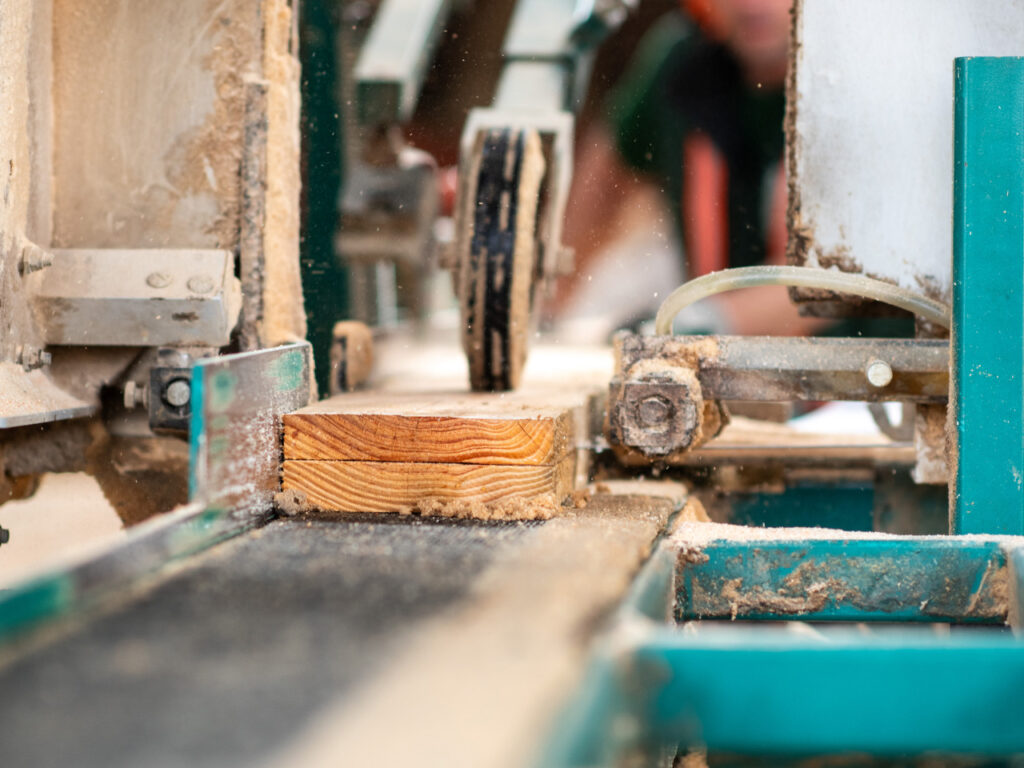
[610,376,701,457]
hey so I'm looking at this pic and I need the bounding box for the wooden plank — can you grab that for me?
[283,391,576,465]
[282,454,576,513]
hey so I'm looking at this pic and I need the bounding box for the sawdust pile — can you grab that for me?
[397,494,563,521]
[275,488,568,521]
[274,487,312,516]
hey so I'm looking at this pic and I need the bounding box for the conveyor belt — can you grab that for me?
[0,516,524,768]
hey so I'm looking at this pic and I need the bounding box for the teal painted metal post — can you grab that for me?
[952,57,1024,535]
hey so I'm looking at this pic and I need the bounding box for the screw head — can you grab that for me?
[186,275,215,294]
[163,378,191,408]
[866,359,893,388]
[19,243,53,275]
[15,344,49,370]
[147,272,172,289]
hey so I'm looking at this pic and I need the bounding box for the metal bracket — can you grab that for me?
[26,248,242,347]
[189,342,312,518]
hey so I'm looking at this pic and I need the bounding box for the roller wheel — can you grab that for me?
[458,128,545,391]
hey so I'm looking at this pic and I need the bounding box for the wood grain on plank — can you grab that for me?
[283,392,575,465]
[282,455,576,513]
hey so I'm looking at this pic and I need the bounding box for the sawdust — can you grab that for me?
[675,749,709,768]
[86,432,190,526]
[274,487,311,516]
[678,496,710,522]
[615,335,721,375]
[965,560,1009,618]
[173,0,258,247]
[52,0,259,249]
[617,354,729,454]
[783,0,804,269]
[569,488,590,509]
[260,0,307,346]
[913,403,948,485]
[717,573,845,620]
[396,494,563,522]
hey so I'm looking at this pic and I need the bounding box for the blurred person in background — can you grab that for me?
[555,0,825,336]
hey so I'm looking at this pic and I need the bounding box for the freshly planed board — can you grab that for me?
[283,392,574,465]
[282,456,576,514]
[281,391,583,514]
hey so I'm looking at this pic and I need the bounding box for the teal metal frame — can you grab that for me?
[952,56,1024,535]
[538,534,1024,765]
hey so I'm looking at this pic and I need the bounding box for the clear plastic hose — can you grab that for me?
[655,265,951,335]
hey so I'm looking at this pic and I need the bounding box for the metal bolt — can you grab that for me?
[15,344,51,371]
[123,381,149,409]
[636,395,672,427]
[19,242,53,275]
[163,378,191,408]
[611,378,701,457]
[866,359,894,388]
[146,272,173,289]
[187,274,215,295]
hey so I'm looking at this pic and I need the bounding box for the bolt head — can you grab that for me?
[866,359,893,388]
[187,275,215,294]
[612,378,701,457]
[147,272,173,289]
[163,378,191,408]
[636,395,672,427]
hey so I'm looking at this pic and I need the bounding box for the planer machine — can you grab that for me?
[0,1,1023,766]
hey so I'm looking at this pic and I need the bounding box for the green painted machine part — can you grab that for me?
[539,534,1024,765]
[299,0,349,397]
[952,56,1024,535]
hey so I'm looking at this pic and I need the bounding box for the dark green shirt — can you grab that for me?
[608,14,785,269]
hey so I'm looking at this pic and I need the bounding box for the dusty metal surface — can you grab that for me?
[0,363,95,428]
[26,249,241,347]
[189,342,312,517]
[0,516,520,768]
[786,0,1024,308]
[615,334,949,403]
[677,538,1009,623]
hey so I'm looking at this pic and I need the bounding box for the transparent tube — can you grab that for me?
[655,265,951,335]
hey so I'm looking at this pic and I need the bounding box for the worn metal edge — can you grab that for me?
[0,500,268,649]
